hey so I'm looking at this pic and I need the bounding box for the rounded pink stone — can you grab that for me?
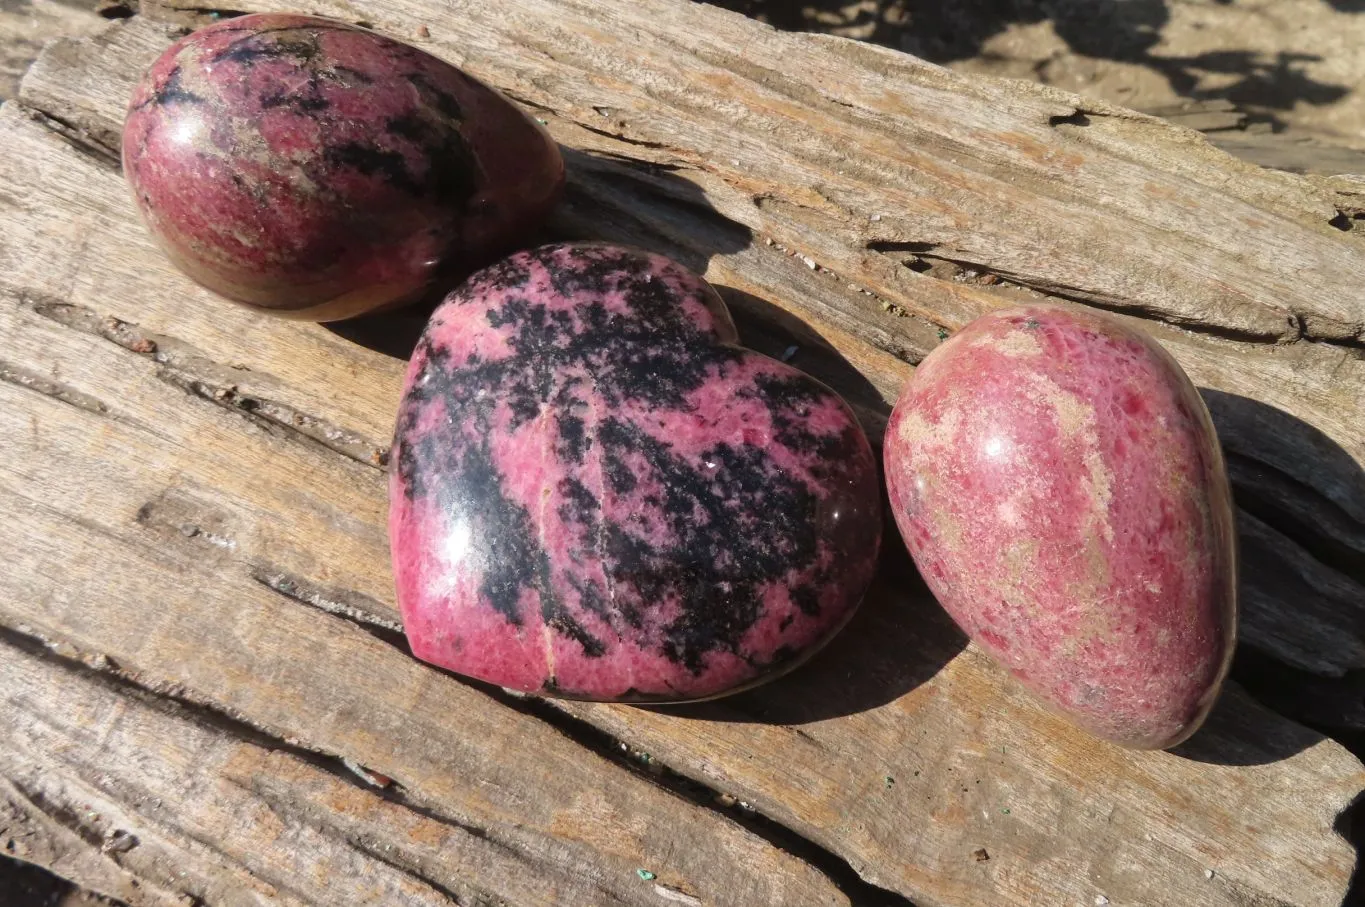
[884,304,1237,749]
[389,243,882,701]
[122,13,564,321]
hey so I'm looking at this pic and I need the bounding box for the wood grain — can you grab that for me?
[0,0,106,103]
[2,6,1363,907]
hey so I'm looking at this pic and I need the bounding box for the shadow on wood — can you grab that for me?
[0,852,102,907]
[706,0,1359,132]
[1172,681,1329,767]
[1171,388,1365,768]
[1334,789,1365,907]
[1204,388,1365,580]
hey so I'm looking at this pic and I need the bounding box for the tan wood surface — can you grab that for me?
[2,5,1364,906]
[0,0,108,103]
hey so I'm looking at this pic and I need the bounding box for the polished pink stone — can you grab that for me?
[884,304,1236,749]
[122,14,563,320]
[389,243,882,701]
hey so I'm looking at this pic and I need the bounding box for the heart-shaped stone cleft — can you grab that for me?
[389,243,882,701]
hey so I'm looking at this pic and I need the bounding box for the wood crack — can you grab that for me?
[0,359,111,417]
[0,622,329,770]
[249,566,404,638]
[157,368,390,469]
[31,297,198,362]
[576,122,672,150]
[17,105,120,168]
[0,621,536,874]
[336,839,468,907]
[866,241,1306,344]
[27,297,390,469]
[241,778,536,907]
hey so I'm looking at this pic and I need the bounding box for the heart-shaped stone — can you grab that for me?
[389,243,882,700]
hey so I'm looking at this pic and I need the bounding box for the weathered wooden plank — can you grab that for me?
[15,14,1365,676]
[561,654,1364,907]
[1139,100,1247,135]
[1209,132,1365,177]
[1,6,1363,907]
[25,12,1365,450]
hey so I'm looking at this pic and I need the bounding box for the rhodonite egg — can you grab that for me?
[884,304,1236,749]
[123,14,564,320]
[389,243,882,700]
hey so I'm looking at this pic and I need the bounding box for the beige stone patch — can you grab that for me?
[895,405,963,451]
[933,506,966,560]
[1027,372,1089,439]
[1080,445,1115,544]
[1026,373,1115,543]
[1083,534,1114,595]
[996,537,1042,618]
[992,329,1043,358]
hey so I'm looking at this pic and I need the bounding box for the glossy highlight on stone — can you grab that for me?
[884,304,1236,749]
[123,13,564,321]
[389,243,882,701]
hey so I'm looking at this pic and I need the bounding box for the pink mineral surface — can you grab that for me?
[123,13,563,320]
[390,243,883,701]
[884,304,1237,749]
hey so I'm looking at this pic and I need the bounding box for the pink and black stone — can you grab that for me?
[389,244,882,701]
[122,14,564,321]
